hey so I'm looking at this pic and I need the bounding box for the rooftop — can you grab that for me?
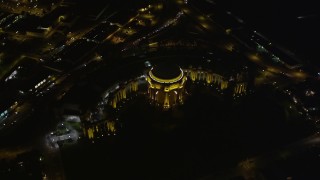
[151,63,182,80]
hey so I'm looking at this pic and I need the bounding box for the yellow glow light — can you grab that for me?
[149,68,184,84]
[248,54,260,62]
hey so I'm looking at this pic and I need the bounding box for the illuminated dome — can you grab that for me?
[149,64,183,83]
[147,63,187,109]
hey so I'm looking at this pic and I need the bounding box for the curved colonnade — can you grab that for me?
[82,66,249,140]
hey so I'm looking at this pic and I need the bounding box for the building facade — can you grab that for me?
[147,64,187,109]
